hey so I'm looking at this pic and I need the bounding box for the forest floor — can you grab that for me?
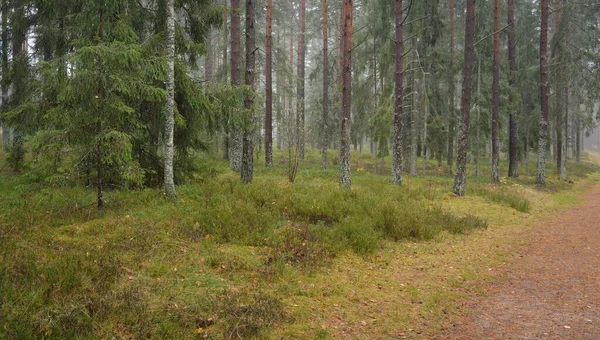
[1,149,600,339]
[442,155,600,340]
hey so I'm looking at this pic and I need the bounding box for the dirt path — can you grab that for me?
[443,174,600,339]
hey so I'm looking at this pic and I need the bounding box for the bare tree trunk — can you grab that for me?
[554,0,565,179]
[537,0,550,184]
[297,0,306,160]
[491,0,501,183]
[164,0,177,199]
[392,0,404,185]
[410,37,418,176]
[265,0,273,167]
[339,0,353,189]
[447,0,456,170]
[508,0,519,178]
[321,0,329,170]
[1,0,8,151]
[241,0,256,184]
[229,0,243,172]
[576,103,581,162]
[288,28,294,150]
[476,57,481,177]
[452,0,476,196]
[205,31,213,82]
[561,88,568,179]
[422,72,429,176]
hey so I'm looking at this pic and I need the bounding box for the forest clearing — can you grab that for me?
[2,0,600,338]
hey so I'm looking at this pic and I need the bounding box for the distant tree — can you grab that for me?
[265,0,273,167]
[230,0,242,172]
[321,0,328,170]
[297,0,306,160]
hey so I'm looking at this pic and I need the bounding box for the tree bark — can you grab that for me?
[507,0,519,178]
[452,0,476,196]
[339,0,353,189]
[229,0,242,172]
[241,0,256,184]
[491,0,501,183]
[392,0,404,185]
[164,0,177,199]
[537,0,550,184]
[297,0,306,160]
[321,0,329,170]
[1,0,9,151]
[554,0,564,178]
[410,37,418,176]
[447,0,456,169]
[265,0,273,167]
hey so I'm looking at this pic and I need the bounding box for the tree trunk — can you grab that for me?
[205,31,213,82]
[164,0,176,199]
[476,57,481,177]
[1,0,9,151]
[507,0,519,178]
[241,0,256,184]
[229,0,242,172]
[265,0,273,167]
[321,0,329,170]
[452,0,476,196]
[339,0,353,189]
[392,0,404,185]
[410,37,418,176]
[297,0,306,160]
[554,0,563,177]
[491,0,501,183]
[537,0,550,184]
[447,0,455,170]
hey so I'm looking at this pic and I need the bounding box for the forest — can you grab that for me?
[1,0,600,338]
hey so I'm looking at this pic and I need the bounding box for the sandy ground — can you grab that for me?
[443,169,600,339]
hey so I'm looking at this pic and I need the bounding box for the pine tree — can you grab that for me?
[452,0,476,196]
[392,0,404,185]
[537,0,550,185]
[164,0,176,199]
[339,0,353,189]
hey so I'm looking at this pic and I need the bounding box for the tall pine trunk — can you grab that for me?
[410,37,418,176]
[447,0,455,169]
[297,0,306,160]
[339,0,353,188]
[321,0,329,170]
[1,0,9,150]
[508,0,519,177]
[554,0,565,179]
[491,0,501,183]
[241,0,256,184]
[392,0,404,185]
[229,0,242,172]
[264,0,273,167]
[164,0,176,199]
[452,0,476,196]
[537,0,550,184]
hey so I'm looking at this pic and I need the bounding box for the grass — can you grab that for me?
[1,148,599,339]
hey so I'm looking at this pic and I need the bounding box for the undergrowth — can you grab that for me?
[0,149,597,338]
